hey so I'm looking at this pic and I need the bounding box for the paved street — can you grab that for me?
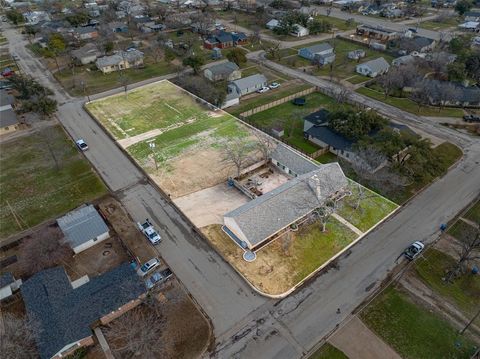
[4,24,480,359]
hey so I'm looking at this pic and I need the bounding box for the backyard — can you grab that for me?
[0,125,107,238]
[361,286,478,359]
[309,343,348,359]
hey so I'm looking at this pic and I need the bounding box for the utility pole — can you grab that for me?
[149,142,158,170]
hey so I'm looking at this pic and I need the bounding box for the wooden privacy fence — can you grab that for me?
[239,87,317,118]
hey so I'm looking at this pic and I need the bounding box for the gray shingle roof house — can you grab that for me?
[228,74,268,96]
[22,263,146,359]
[204,61,241,82]
[71,43,101,65]
[96,49,144,74]
[356,57,390,77]
[57,205,110,254]
[0,89,18,134]
[298,43,334,61]
[224,161,348,250]
[271,143,320,176]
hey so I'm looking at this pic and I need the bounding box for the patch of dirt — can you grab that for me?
[201,224,296,295]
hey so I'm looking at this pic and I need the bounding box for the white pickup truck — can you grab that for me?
[137,219,161,245]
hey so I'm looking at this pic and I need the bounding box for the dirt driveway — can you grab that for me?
[329,316,401,359]
[174,183,249,228]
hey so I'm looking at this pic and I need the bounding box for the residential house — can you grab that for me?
[228,74,268,96]
[108,21,128,33]
[23,11,50,25]
[21,263,146,359]
[464,11,480,22]
[266,19,280,29]
[204,61,241,82]
[291,24,309,37]
[356,57,390,77]
[0,273,22,301]
[392,54,415,66]
[425,80,480,108]
[73,27,99,41]
[57,204,110,254]
[458,21,480,32]
[223,144,348,251]
[96,49,144,74]
[0,89,19,135]
[298,43,335,65]
[204,31,248,49]
[71,43,101,65]
[356,24,398,42]
[397,36,436,54]
[472,36,480,46]
[347,49,366,60]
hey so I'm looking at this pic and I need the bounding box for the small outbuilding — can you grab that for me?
[57,205,110,254]
[0,272,22,300]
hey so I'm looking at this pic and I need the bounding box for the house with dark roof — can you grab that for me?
[204,61,241,82]
[0,89,19,135]
[298,43,335,65]
[96,49,144,74]
[356,24,398,42]
[57,205,110,253]
[356,57,390,77]
[203,30,248,49]
[21,263,146,359]
[424,80,480,108]
[465,11,480,22]
[223,145,348,250]
[73,26,99,40]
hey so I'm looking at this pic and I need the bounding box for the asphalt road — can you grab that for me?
[4,24,480,359]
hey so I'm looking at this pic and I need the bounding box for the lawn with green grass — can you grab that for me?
[357,87,464,118]
[315,152,338,164]
[419,17,460,31]
[415,249,480,318]
[0,126,107,238]
[337,181,398,232]
[346,74,369,84]
[292,217,358,282]
[464,200,480,224]
[245,92,348,154]
[315,15,357,31]
[309,343,348,359]
[87,80,222,139]
[361,286,477,359]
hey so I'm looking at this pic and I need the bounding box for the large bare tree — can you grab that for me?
[221,139,255,178]
[19,226,72,277]
[446,227,480,282]
[254,131,276,163]
[0,314,39,359]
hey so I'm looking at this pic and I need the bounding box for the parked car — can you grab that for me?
[160,268,173,280]
[257,86,270,93]
[75,139,88,151]
[463,114,480,123]
[269,82,280,89]
[137,219,161,245]
[404,241,424,260]
[137,258,160,277]
[145,271,163,289]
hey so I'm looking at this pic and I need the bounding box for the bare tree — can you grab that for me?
[446,227,480,282]
[105,303,173,358]
[376,66,404,99]
[315,204,334,232]
[254,131,276,162]
[332,87,350,104]
[19,226,73,277]
[147,40,164,64]
[221,139,255,178]
[409,82,430,113]
[263,41,281,60]
[0,314,39,359]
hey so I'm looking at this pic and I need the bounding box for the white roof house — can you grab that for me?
[224,144,348,250]
[291,24,309,37]
[356,57,390,77]
[266,19,280,29]
[57,205,110,254]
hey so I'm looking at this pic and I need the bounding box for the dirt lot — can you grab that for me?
[174,183,249,227]
[104,281,211,359]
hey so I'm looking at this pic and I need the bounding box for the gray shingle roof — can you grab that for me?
[0,272,15,288]
[21,263,146,359]
[96,49,144,68]
[206,61,239,76]
[271,143,320,175]
[358,57,390,73]
[0,108,18,128]
[225,163,348,248]
[57,205,109,249]
[302,43,333,54]
[71,43,100,60]
[0,89,14,107]
[231,74,267,92]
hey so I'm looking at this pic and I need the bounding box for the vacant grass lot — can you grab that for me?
[87,80,221,139]
[203,217,357,295]
[415,249,480,319]
[448,220,477,243]
[315,15,357,31]
[337,182,398,233]
[464,200,480,224]
[246,92,350,154]
[309,343,348,359]
[419,17,460,31]
[361,286,477,359]
[357,87,465,118]
[0,126,107,238]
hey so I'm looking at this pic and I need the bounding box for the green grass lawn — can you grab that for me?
[346,74,369,84]
[448,219,478,244]
[415,249,480,318]
[357,87,465,118]
[87,80,218,139]
[361,286,477,359]
[0,126,107,238]
[293,217,358,282]
[55,60,176,97]
[337,181,398,232]
[315,152,338,164]
[309,343,348,359]
[419,17,460,31]
[315,15,357,31]
[464,200,480,224]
